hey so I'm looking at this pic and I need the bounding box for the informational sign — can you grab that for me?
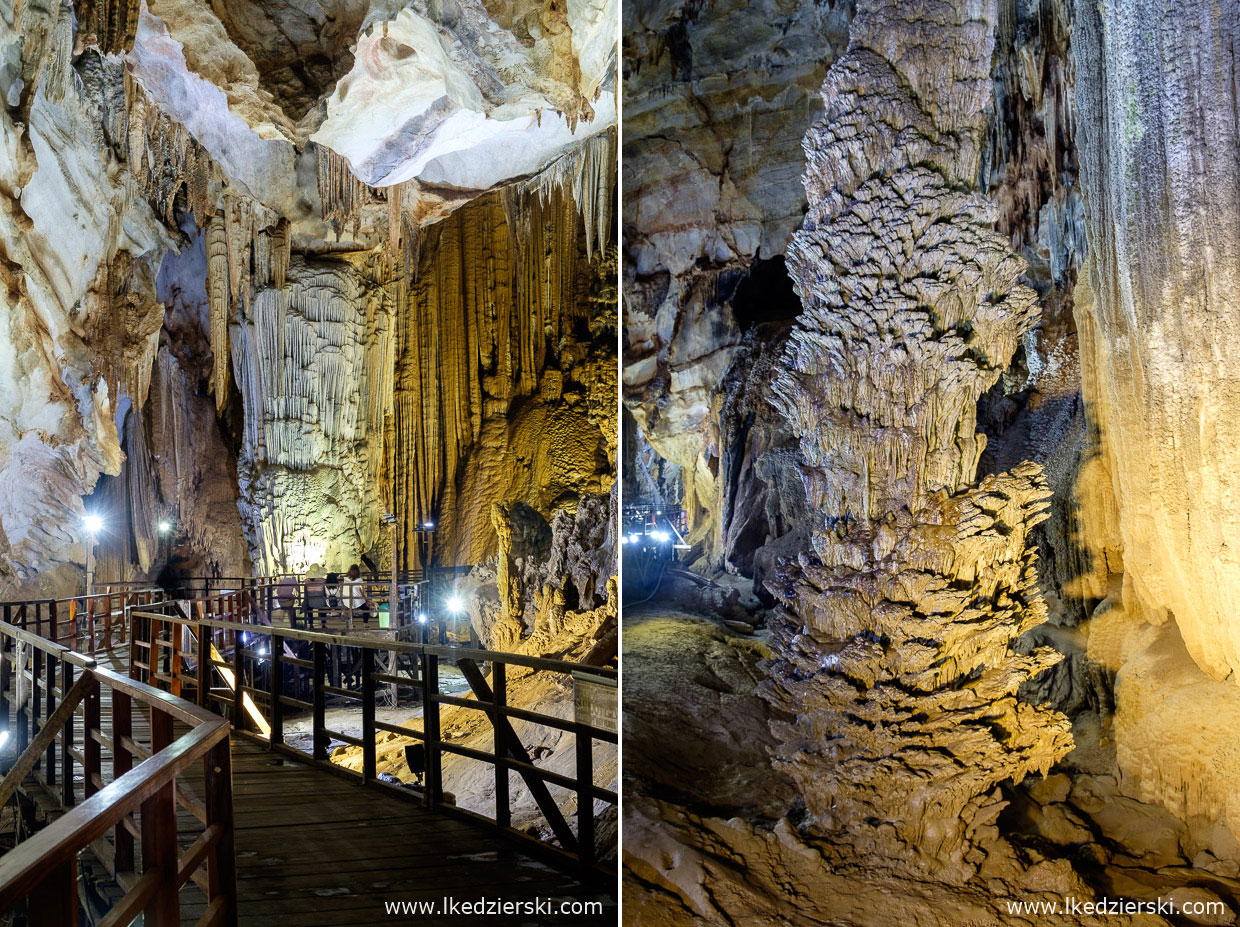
[573,671,618,734]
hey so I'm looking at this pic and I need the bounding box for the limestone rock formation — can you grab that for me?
[0,0,617,597]
[232,256,395,573]
[622,0,854,559]
[472,487,618,664]
[393,166,617,572]
[761,0,1072,877]
[1073,0,1240,684]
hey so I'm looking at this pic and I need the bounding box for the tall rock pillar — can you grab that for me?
[762,0,1072,878]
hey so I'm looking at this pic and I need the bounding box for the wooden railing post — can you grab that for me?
[46,600,57,647]
[83,674,101,800]
[312,641,326,761]
[576,732,595,869]
[141,708,179,927]
[197,626,209,710]
[270,632,284,747]
[59,662,73,808]
[42,653,56,787]
[361,648,375,782]
[113,689,134,874]
[15,645,28,758]
[103,593,113,651]
[232,631,245,733]
[30,649,42,774]
[0,637,9,727]
[28,857,77,927]
[421,652,441,808]
[169,623,182,698]
[493,663,509,828]
[205,736,238,926]
[128,615,139,682]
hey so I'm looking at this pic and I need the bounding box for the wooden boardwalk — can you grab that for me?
[17,646,616,926]
[187,740,616,925]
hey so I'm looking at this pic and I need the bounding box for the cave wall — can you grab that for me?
[1075,0,1240,684]
[0,10,172,597]
[621,0,854,562]
[1073,0,1240,843]
[395,152,618,570]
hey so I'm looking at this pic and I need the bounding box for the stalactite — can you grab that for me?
[131,96,220,226]
[42,0,74,103]
[501,129,616,259]
[89,0,139,55]
[205,214,230,413]
[270,219,291,289]
[316,144,372,238]
[391,183,591,568]
[15,0,63,111]
[231,258,395,573]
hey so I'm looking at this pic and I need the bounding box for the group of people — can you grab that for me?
[274,564,373,629]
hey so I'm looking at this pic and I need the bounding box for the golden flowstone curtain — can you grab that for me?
[391,146,613,571]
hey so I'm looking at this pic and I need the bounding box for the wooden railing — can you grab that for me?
[0,589,166,656]
[130,611,617,869]
[0,621,236,926]
[151,581,476,644]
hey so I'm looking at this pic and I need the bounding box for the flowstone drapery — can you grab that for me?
[762,0,1072,878]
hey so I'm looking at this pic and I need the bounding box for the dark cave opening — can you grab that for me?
[730,256,802,332]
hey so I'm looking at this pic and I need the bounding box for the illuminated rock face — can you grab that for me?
[1074,1,1240,684]
[393,174,617,571]
[231,258,395,574]
[0,28,167,595]
[1070,0,1240,847]
[762,0,1071,878]
[0,0,616,596]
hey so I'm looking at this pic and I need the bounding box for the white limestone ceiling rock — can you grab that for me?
[127,3,300,210]
[312,0,616,193]
[128,0,616,226]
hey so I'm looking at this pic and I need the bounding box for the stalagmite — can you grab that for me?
[761,0,1072,880]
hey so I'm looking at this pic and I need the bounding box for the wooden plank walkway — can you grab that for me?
[21,647,617,925]
[180,739,616,925]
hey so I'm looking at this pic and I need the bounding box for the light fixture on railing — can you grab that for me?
[417,613,427,624]
[83,514,102,535]
[158,520,173,535]
[446,595,464,615]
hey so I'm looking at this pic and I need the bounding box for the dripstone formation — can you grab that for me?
[763,0,1072,878]
[0,0,616,597]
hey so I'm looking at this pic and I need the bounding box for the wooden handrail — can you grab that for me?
[131,610,616,869]
[0,722,227,907]
[181,615,617,679]
[0,619,237,925]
